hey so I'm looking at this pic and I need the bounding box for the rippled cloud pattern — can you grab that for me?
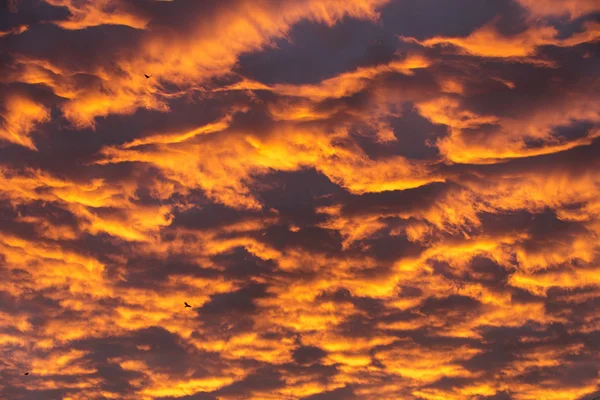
[1,0,599,399]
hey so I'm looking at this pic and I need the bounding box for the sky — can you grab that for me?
[0,0,599,399]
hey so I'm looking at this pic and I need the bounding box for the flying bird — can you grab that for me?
[144,74,151,79]
[220,323,229,331]
[184,302,191,308]
[24,372,29,376]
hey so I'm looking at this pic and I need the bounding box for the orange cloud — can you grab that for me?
[221,54,431,101]
[1,1,600,399]
[0,94,50,149]
[3,0,391,129]
[44,0,149,30]
[402,20,600,59]
[516,0,600,19]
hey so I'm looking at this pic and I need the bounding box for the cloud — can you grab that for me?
[516,0,600,19]
[1,0,600,399]
[404,19,600,58]
[43,0,149,30]
[2,0,391,130]
[0,91,50,149]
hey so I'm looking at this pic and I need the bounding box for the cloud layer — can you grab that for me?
[1,0,599,399]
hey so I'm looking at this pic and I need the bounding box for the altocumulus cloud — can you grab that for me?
[0,0,599,399]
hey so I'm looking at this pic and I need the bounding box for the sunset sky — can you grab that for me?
[0,0,599,399]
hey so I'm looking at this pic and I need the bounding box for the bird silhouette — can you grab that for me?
[144,74,151,79]
[184,302,191,308]
[24,372,29,376]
